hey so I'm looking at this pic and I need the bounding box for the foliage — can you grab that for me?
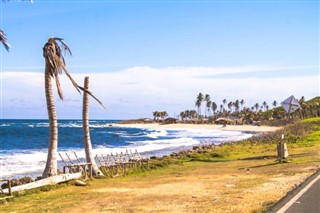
[172,95,319,125]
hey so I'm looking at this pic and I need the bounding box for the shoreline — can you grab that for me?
[112,123,282,132]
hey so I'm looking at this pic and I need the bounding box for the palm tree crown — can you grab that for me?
[0,30,11,51]
[43,37,105,108]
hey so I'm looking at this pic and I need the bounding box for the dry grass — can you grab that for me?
[1,152,318,213]
[1,118,319,213]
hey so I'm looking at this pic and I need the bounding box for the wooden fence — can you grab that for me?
[95,149,149,177]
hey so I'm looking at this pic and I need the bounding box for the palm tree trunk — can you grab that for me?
[82,77,104,176]
[43,69,58,178]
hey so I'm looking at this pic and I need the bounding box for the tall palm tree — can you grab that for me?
[82,77,103,177]
[222,99,227,110]
[262,101,267,111]
[219,104,223,113]
[272,100,277,108]
[42,37,104,178]
[153,111,158,121]
[227,101,233,112]
[206,100,212,117]
[196,93,204,116]
[161,111,168,120]
[240,99,244,110]
[0,30,11,51]
[211,102,217,115]
[234,100,240,112]
[180,111,185,121]
[204,94,211,117]
[254,103,260,112]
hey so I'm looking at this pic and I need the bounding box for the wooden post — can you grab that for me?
[277,134,289,163]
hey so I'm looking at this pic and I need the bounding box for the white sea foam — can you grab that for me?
[146,129,168,138]
[0,150,48,178]
[1,127,253,179]
[0,148,86,179]
[0,124,11,127]
[93,137,200,156]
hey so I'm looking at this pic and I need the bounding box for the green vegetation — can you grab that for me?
[154,95,320,126]
[1,118,319,212]
[144,117,320,170]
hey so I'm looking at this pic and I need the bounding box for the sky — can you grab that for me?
[0,0,319,119]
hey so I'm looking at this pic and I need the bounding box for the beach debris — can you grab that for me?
[1,173,82,194]
[75,180,87,186]
[1,177,34,189]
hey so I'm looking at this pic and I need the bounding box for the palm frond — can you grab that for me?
[43,36,106,109]
[53,37,72,57]
[54,74,63,100]
[61,63,81,94]
[78,85,106,110]
[61,63,106,109]
[0,30,11,51]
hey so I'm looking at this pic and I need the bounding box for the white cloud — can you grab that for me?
[1,65,318,119]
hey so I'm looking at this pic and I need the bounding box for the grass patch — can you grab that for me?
[1,117,319,213]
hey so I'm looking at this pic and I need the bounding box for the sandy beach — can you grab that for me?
[112,123,282,132]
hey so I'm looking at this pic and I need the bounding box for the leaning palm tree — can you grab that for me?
[82,77,104,177]
[42,37,104,178]
[0,30,11,51]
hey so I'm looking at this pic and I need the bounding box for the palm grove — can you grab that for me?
[154,92,319,125]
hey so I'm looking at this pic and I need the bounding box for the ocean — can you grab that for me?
[0,119,254,179]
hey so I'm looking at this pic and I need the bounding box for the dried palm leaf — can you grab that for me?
[0,30,11,51]
[43,37,105,109]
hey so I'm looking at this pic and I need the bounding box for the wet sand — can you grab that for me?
[112,123,281,132]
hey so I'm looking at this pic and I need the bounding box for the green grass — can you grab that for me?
[1,117,319,213]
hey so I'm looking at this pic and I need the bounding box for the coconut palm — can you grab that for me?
[204,94,211,117]
[240,99,244,110]
[180,111,186,121]
[272,100,277,108]
[206,100,212,117]
[0,30,11,51]
[254,103,260,112]
[161,111,168,120]
[227,101,233,112]
[195,93,204,116]
[153,111,158,121]
[262,101,267,111]
[222,99,227,110]
[211,102,217,115]
[234,100,240,112]
[42,37,104,178]
[219,104,224,113]
[82,77,104,177]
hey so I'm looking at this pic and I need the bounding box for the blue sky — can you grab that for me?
[1,0,319,119]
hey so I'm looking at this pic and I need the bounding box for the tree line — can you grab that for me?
[153,92,319,125]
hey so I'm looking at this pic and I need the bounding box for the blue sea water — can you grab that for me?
[0,119,253,179]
